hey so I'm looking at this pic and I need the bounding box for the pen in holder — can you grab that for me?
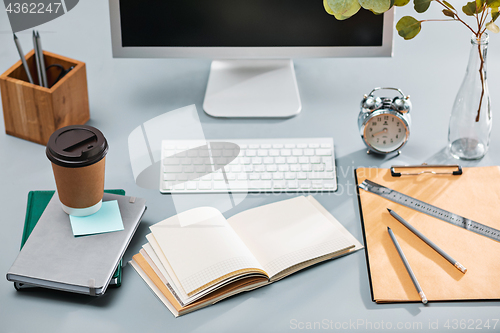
[0,50,90,145]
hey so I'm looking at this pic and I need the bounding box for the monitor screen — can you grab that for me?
[119,0,383,48]
[110,0,393,58]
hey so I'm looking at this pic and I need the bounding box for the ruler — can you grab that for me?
[358,179,500,243]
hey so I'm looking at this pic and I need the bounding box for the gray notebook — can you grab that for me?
[6,193,146,296]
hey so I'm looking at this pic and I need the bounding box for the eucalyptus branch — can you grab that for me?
[435,0,477,35]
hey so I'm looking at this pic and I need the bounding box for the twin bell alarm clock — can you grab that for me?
[358,87,412,155]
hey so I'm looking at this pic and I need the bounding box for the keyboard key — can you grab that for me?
[272,144,284,148]
[258,150,268,156]
[304,149,315,156]
[252,157,263,164]
[164,174,176,181]
[264,157,274,164]
[266,165,278,172]
[285,172,296,180]
[300,181,312,189]
[214,181,228,190]
[325,163,334,171]
[186,182,197,190]
[290,164,301,172]
[163,158,181,165]
[201,174,212,181]
[249,181,272,189]
[310,156,321,164]
[249,144,259,149]
[292,149,303,156]
[269,149,280,156]
[174,184,185,190]
[324,172,335,179]
[285,143,295,148]
[287,157,298,164]
[261,173,272,180]
[288,181,299,189]
[297,172,308,180]
[178,174,188,181]
[223,150,236,157]
[199,183,212,190]
[321,143,332,148]
[261,144,272,149]
[238,173,248,180]
[309,143,320,148]
[313,164,325,171]
[297,143,307,148]
[324,182,336,189]
[213,173,224,180]
[164,165,182,173]
[231,165,242,172]
[299,157,309,164]
[309,172,325,179]
[241,157,252,164]
[281,149,292,156]
[249,174,260,180]
[301,165,312,171]
[273,181,287,189]
[275,157,286,164]
[246,150,257,156]
[254,165,266,172]
[273,172,284,180]
[278,165,289,172]
[316,149,332,156]
[211,150,222,157]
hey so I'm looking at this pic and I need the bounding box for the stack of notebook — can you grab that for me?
[7,191,146,296]
[131,196,363,316]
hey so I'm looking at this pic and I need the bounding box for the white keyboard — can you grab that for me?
[160,138,336,193]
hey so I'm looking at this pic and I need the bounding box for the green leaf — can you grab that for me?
[359,0,393,13]
[476,0,485,11]
[394,0,411,5]
[463,1,478,15]
[443,9,455,17]
[443,1,455,10]
[486,0,500,7]
[396,16,422,39]
[414,0,431,13]
[493,9,500,22]
[325,0,361,19]
[486,21,500,32]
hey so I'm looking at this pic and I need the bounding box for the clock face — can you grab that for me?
[364,113,407,153]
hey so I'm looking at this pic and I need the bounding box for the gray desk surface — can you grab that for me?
[1,2,500,333]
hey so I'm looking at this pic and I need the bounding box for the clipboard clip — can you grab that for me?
[390,164,462,177]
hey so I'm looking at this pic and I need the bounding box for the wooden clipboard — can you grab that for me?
[355,166,500,303]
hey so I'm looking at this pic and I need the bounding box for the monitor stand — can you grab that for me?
[203,59,302,118]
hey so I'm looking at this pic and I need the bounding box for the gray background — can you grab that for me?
[1,1,500,332]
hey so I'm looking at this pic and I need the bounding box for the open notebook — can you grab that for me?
[130,196,362,316]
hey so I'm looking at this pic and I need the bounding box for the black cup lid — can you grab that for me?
[46,125,108,168]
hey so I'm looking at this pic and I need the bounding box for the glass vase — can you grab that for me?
[448,34,491,160]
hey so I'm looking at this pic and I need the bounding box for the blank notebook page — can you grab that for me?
[227,196,356,278]
[150,207,264,296]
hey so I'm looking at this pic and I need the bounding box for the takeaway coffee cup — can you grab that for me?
[46,125,108,216]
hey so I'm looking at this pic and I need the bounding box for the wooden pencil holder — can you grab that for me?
[0,50,90,145]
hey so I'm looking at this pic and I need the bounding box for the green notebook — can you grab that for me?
[16,190,125,290]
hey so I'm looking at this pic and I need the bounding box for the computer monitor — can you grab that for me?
[109,0,394,118]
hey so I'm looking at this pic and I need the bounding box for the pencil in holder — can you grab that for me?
[0,50,90,145]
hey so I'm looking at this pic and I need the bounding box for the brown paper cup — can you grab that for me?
[46,125,108,216]
[51,157,106,216]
